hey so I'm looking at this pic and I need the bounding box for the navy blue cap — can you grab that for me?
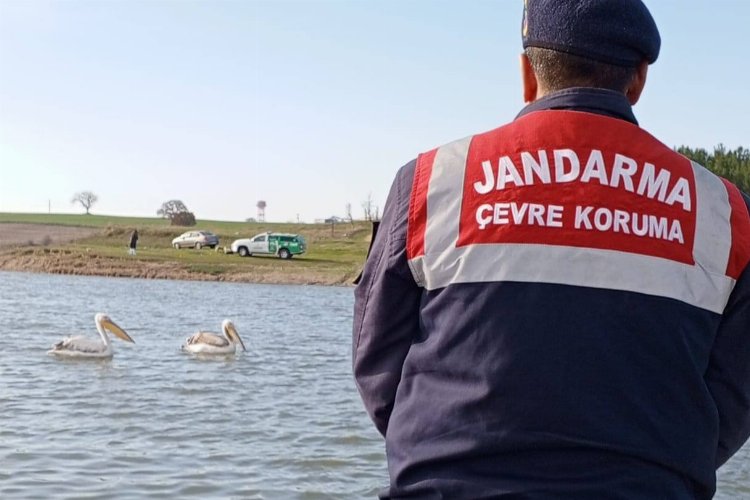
[522,0,661,67]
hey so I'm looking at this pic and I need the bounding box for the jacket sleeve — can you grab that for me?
[706,193,750,467]
[353,160,421,437]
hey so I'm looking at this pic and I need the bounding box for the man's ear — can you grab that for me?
[626,60,649,105]
[520,53,539,103]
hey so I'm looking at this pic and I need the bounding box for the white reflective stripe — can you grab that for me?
[407,255,426,288]
[418,243,734,313]
[423,136,472,256]
[692,160,732,275]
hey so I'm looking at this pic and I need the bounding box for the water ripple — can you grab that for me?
[0,271,386,499]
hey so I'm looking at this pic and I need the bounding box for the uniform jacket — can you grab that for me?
[353,88,750,499]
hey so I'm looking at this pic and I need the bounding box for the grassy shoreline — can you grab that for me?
[0,213,372,286]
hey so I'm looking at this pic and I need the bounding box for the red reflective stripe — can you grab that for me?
[407,148,438,259]
[721,179,750,279]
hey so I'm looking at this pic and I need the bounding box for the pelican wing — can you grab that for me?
[51,335,107,354]
[186,331,230,347]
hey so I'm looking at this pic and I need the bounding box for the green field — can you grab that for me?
[0,213,373,285]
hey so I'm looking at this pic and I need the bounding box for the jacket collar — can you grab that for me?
[516,87,638,125]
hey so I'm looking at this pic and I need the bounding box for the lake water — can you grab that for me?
[0,271,747,499]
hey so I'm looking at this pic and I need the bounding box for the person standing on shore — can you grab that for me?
[353,0,750,498]
[128,229,138,256]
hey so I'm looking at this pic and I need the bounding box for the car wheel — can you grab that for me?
[195,242,202,250]
[174,243,181,250]
[210,245,216,249]
[238,246,249,257]
[278,248,291,260]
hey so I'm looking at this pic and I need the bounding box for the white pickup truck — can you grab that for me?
[230,232,306,259]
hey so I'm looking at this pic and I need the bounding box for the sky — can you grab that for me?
[0,0,748,223]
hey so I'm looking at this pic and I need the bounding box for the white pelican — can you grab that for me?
[182,319,246,354]
[48,313,135,358]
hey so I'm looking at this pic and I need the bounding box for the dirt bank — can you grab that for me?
[0,247,355,285]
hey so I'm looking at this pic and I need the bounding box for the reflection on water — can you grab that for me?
[0,271,746,499]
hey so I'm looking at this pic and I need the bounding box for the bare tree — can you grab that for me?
[71,191,98,214]
[345,202,353,225]
[157,199,190,219]
[157,199,196,226]
[361,192,375,221]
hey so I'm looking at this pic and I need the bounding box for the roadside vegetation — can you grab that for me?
[0,213,373,285]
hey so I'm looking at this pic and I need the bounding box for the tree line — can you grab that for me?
[677,145,750,193]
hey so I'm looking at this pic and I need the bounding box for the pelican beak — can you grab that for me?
[227,324,246,352]
[103,319,135,343]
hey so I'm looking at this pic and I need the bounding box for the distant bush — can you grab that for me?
[158,199,197,226]
[41,235,52,246]
[103,225,127,237]
[171,212,196,226]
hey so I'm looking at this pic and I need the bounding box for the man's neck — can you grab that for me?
[517,87,638,125]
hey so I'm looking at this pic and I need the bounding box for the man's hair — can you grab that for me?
[525,47,638,93]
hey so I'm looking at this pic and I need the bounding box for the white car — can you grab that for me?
[230,232,306,259]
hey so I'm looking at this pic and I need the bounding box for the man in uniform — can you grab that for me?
[353,0,750,498]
